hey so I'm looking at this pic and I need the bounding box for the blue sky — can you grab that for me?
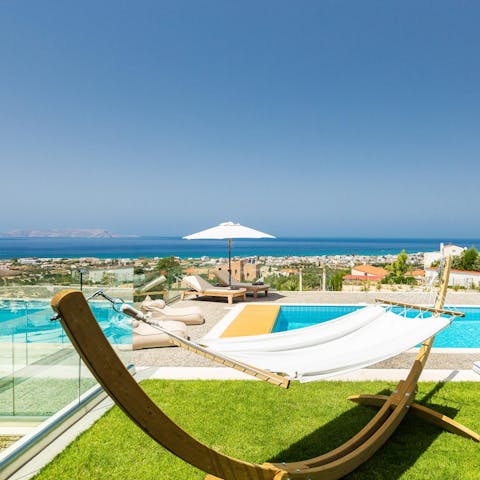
[1,1,479,237]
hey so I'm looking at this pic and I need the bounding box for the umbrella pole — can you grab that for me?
[228,238,232,288]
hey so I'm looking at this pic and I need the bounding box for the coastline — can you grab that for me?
[0,251,422,270]
[1,236,479,260]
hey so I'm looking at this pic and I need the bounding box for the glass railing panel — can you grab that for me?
[133,263,185,304]
[0,339,13,417]
[0,280,133,419]
[0,264,133,470]
[82,295,133,393]
[7,300,80,416]
[163,287,183,303]
[0,300,26,417]
[9,345,79,417]
[79,358,96,400]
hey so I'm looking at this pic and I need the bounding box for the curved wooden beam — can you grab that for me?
[51,289,286,480]
[349,394,480,442]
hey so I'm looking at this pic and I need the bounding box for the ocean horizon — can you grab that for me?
[0,236,479,260]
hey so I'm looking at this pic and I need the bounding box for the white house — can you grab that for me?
[423,243,466,269]
[425,267,480,288]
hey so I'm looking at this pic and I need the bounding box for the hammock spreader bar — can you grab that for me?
[140,319,290,389]
[375,298,465,317]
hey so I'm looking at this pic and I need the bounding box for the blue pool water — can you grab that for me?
[0,300,132,345]
[272,305,480,348]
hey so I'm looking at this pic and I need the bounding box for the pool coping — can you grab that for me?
[203,302,480,353]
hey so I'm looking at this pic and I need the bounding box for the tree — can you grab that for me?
[387,249,409,277]
[155,256,183,286]
[453,247,479,271]
[156,256,180,272]
[327,271,345,291]
[264,273,300,291]
[382,250,416,285]
[302,272,321,290]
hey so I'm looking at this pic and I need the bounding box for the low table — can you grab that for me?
[181,288,247,305]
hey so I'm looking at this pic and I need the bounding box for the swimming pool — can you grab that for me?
[0,299,132,345]
[272,305,480,348]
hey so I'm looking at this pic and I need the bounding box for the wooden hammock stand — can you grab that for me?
[51,256,479,480]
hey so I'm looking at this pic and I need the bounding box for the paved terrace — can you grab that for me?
[133,290,480,371]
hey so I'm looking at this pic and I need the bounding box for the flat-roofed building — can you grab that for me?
[424,243,466,269]
[425,267,480,288]
[216,258,261,282]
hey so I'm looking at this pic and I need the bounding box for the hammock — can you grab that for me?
[199,307,452,382]
[121,300,454,384]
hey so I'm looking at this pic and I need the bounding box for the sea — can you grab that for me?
[0,237,478,260]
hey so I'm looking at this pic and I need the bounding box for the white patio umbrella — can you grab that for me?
[183,221,275,287]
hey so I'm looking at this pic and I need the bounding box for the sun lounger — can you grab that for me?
[133,319,187,350]
[139,295,205,325]
[214,269,269,298]
[474,361,480,375]
[181,275,246,304]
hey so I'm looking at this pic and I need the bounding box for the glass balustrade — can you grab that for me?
[0,285,133,419]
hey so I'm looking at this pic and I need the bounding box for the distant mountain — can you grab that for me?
[0,229,138,238]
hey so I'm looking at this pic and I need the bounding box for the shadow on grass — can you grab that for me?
[268,385,460,480]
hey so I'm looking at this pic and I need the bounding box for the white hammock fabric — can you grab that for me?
[200,306,452,383]
[202,305,385,352]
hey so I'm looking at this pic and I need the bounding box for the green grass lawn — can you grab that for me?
[33,380,480,480]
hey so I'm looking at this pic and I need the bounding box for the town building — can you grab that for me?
[425,267,480,288]
[423,243,465,269]
[343,264,389,283]
[215,258,261,282]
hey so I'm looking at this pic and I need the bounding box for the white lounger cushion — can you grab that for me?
[183,275,243,293]
[140,296,205,325]
[133,320,187,350]
[140,297,166,310]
